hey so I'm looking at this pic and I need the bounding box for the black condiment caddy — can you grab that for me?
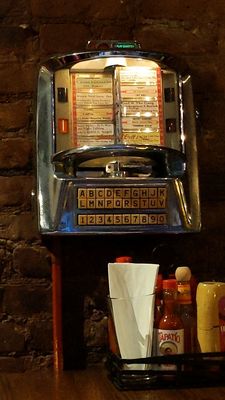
[106,351,225,390]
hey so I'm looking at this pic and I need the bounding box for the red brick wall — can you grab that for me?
[0,0,225,370]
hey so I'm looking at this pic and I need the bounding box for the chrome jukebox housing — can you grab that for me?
[36,44,200,234]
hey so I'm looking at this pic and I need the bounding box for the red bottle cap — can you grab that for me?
[162,279,177,290]
[115,256,132,263]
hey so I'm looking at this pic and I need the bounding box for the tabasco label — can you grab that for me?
[157,329,184,370]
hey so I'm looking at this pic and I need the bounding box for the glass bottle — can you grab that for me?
[115,256,132,263]
[152,274,163,356]
[175,266,196,353]
[157,279,184,369]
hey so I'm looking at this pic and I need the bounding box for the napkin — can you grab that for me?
[108,262,159,369]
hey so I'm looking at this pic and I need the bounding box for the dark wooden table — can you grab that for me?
[0,366,225,400]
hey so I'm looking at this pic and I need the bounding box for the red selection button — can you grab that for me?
[58,118,69,133]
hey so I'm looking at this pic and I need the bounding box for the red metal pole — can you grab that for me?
[51,239,64,371]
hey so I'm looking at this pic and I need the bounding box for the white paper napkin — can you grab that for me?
[108,262,159,370]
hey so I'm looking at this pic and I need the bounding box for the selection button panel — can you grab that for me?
[76,186,168,227]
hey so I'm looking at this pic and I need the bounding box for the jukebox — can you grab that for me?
[36,40,201,235]
[36,40,201,371]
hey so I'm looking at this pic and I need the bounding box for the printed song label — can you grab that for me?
[157,328,184,370]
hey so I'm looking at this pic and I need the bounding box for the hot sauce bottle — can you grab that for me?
[115,256,132,263]
[157,279,184,369]
[175,266,196,353]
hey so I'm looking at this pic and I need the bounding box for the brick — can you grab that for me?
[0,26,40,64]
[198,130,225,175]
[13,245,51,278]
[0,1,13,18]
[82,0,131,20]
[0,63,37,93]
[25,355,53,369]
[0,138,32,169]
[99,25,132,40]
[0,213,39,241]
[135,24,218,55]
[137,0,225,22]
[84,317,108,347]
[0,100,30,131]
[0,356,27,372]
[202,235,225,278]
[199,201,225,232]
[187,55,224,94]
[3,284,52,316]
[31,0,130,20]
[31,0,92,18]
[0,355,53,372]
[0,322,25,352]
[0,27,28,55]
[200,174,225,201]
[29,319,53,351]
[0,286,4,311]
[0,0,31,19]
[200,98,225,131]
[218,25,225,53]
[40,24,90,55]
[0,176,34,208]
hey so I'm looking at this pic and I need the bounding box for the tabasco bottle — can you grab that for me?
[157,279,184,369]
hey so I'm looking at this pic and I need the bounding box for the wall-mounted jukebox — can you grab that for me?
[36,40,201,234]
